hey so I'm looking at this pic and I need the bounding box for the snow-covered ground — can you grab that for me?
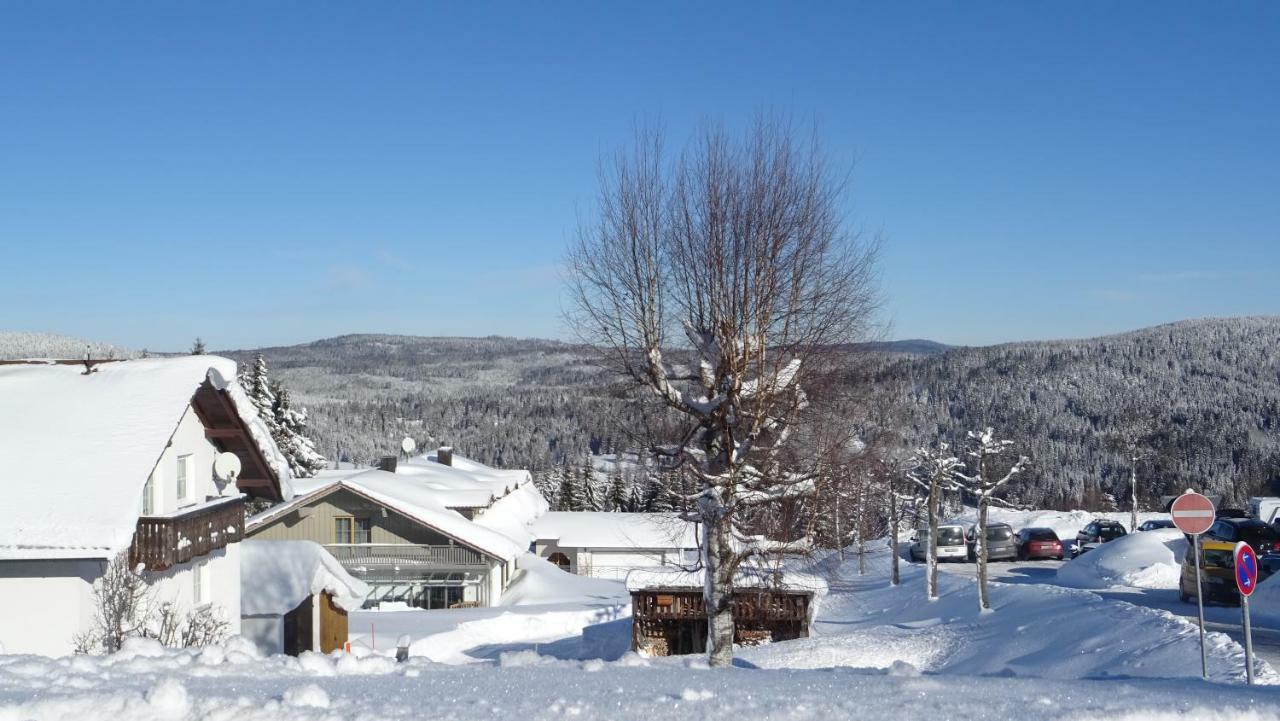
[6,513,1280,720]
[3,638,1279,721]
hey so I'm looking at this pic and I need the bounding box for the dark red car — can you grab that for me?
[1015,527,1065,561]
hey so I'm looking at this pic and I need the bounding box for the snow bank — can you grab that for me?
[743,545,1270,686]
[501,553,629,607]
[1252,573,1280,628]
[241,540,369,615]
[1055,528,1187,590]
[0,636,1277,721]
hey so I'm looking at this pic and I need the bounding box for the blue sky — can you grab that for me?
[0,3,1276,350]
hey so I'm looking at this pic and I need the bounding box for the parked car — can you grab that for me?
[1215,508,1250,519]
[1014,527,1064,561]
[964,522,1017,561]
[1073,519,1127,557]
[1203,518,1280,555]
[909,525,969,562]
[1136,519,1175,532]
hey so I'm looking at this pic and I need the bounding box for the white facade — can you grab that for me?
[531,512,700,580]
[0,401,244,657]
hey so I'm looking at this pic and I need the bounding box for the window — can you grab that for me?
[192,561,204,604]
[142,474,155,515]
[176,454,191,501]
[334,516,372,544]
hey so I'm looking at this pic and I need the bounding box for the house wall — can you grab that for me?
[144,403,224,516]
[147,544,241,637]
[0,559,100,657]
[248,488,454,546]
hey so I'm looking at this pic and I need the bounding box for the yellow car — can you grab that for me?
[1179,539,1243,605]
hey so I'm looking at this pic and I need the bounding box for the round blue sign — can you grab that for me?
[1235,542,1259,597]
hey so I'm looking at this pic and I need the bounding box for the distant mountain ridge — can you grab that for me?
[0,331,136,361]
[886,315,1280,509]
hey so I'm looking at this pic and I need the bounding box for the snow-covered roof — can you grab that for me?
[249,466,534,562]
[532,512,700,550]
[240,540,369,615]
[0,356,289,559]
[396,451,534,508]
[624,565,828,595]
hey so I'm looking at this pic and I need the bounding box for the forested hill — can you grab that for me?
[887,316,1280,509]
[220,335,627,471]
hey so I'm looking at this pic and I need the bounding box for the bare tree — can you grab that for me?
[953,427,1028,611]
[909,444,963,601]
[565,118,878,667]
[74,551,153,654]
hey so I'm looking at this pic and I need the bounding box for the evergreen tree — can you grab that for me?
[580,460,601,511]
[272,382,328,478]
[236,353,326,478]
[606,466,628,511]
[557,462,583,511]
[190,338,206,355]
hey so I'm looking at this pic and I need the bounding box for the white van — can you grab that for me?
[909,524,969,562]
[1249,497,1280,525]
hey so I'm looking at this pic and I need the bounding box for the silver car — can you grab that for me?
[909,525,969,562]
[965,523,1018,561]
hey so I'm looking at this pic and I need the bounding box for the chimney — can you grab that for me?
[378,456,398,473]
[436,446,453,467]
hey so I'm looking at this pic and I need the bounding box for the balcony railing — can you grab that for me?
[325,543,487,568]
[130,496,246,572]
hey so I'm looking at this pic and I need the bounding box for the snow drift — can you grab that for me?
[1055,528,1186,590]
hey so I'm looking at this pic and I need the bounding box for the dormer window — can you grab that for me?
[176,454,191,502]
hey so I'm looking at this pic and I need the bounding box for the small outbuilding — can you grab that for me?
[240,540,368,655]
[531,512,699,580]
[625,567,823,656]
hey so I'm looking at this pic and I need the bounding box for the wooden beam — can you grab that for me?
[204,428,242,439]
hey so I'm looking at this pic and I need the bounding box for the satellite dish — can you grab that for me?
[213,452,242,482]
[401,437,417,455]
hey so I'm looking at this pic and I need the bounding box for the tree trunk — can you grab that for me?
[856,480,866,576]
[705,504,736,668]
[1130,457,1138,532]
[927,477,940,601]
[977,498,991,611]
[889,481,900,587]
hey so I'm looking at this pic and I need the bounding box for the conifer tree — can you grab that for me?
[557,462,583,511]
[190,338,207,355]
[606,466,628,511]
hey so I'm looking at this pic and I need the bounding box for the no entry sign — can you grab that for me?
[1171,491,1215,535]
[1236,542,1259,597]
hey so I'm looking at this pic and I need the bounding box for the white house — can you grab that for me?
[531,512,700,580]
[0,356,291,657]
[246,449,546,609]
[239,539,367,656]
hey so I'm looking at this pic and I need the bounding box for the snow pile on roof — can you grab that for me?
[499,553,629,607]
[396,451,533,508]
[624,564,828,596]
[473,480,548,548]
[250,468,527,562]
[1055,528,1186,590]
[241,540,369,615]
[532,512,699,550]
[0,356,284,559]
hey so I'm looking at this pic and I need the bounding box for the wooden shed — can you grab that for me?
[627,570,817,656]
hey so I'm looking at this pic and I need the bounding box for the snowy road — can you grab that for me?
[934,556,1280,669]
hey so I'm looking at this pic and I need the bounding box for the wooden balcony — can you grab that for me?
[130,496,246,572]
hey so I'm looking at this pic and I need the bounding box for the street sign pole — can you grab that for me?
[1194,534,1207,679]
[1234,541,1259,685]
[1171,489,1216,681]
[1242,593,1254,685]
